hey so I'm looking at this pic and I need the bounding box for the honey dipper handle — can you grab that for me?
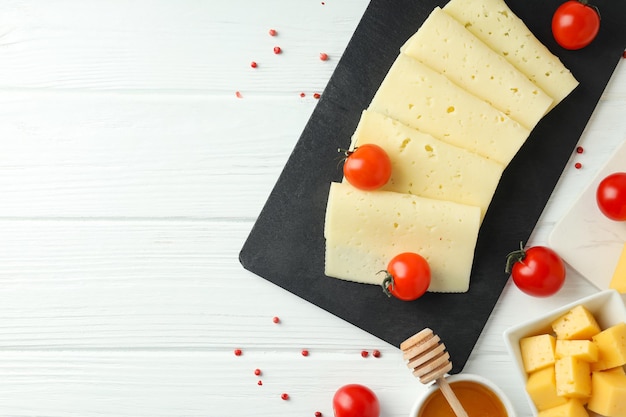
[436,377,469,417]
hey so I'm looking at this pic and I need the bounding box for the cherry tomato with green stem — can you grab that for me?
[505,243,566,297]
[341,144,392,191]
[381,252,431,301]
[552,0,600,50]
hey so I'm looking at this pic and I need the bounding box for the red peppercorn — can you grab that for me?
[575,162,582,169]
[372,349,381,358]
[281,393,289,400]
[623,50,626,59]
[273,46,282,54]
[234,348,242,356]
[319,52,328,61]
[269,29,277,36]
[235,91,243,99]
[254,368,261,376]
[258,380,263,386]
[300,92,306,98]
[313,93,321,99]
[576,146,584,154]
[301,349,309,357]
[315,412,322,417]
[361,350,369,358]
[250,61,258,68]
[272,316,280,324]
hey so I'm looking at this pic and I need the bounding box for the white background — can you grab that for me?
[0,1,624,416]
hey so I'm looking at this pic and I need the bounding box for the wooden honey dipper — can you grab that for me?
[401,328,469,417]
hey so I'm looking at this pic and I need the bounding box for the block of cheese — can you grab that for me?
[537,399,588,417]
[368,53,530,166]
[323,181,480,292]
[348,110,504,221]
[551,305,601,340]
[609,242,626,293]
[442,0,578,107]
[591,322,626,371]
[555,356,591,398]
[520,334,556,373]
[555,339,599,362]
[588,370,626,417]
[526,366,568,411]
[401,7,553,130]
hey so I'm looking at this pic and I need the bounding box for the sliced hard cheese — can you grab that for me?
[443,0,578,106]
[368,53,530,166]
[348,109,504,221]
[609,242,626,293]
[401,7,553,130]
[324,181,481,292]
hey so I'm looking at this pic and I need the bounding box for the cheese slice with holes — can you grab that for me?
[442,0,578,106]
[347,109,504,221]
[368,53,530,166]
[401,7,553,130]
[324,181,481,292]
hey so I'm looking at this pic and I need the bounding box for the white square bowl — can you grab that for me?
[503,289,626,417]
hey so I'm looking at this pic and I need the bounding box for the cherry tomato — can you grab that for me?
[596,172,626,221]
[342,144,392,191]
[332,384,380,417]
[381,252,431,301]
[552,0,600,50]
[505,244,566,297]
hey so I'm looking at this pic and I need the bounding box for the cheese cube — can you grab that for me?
[555,340,598,363]
[401,7,553,130]
[442,0,578,106]
[324,182,481,292]
[609,242,626,293]
[551,305,601,340]
[537,399,589,417]
[555,356,591,399]
[587,370,626,417]
[591,322,626,371]
[520,334,556,373]
[368,53,530,166]
[348,110,504,221]
[526,366,568,411]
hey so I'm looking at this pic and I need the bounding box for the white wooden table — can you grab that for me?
[0,1,623,416]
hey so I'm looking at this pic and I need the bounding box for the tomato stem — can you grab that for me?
[379,270,394,297]
[505,241,527,274]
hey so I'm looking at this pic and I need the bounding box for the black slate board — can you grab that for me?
[239,0,626,373]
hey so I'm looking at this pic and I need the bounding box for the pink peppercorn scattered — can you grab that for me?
[319,52,329,61]
[301,349,309,357]
[234,348,242,356]
[254,368,261,376]
[313,93,321,99]
[250,61,258,68]
[269,29,277,36]
[372,349,381,358]
[315,412,323,417]
[281,393,290,400]
[258,380,263,386]
[235,91,243,99]
[272,316,280,324]
[273,46,282,54]
[576,146,584,154]
[361,350,369,358]
[300,92,306,98]
[575,162,582,169]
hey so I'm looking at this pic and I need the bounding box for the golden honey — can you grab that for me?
[417,380,508,417]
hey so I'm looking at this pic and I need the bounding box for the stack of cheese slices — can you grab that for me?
[324,0,578,293]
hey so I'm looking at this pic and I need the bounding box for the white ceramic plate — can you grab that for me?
[549,140,626,290]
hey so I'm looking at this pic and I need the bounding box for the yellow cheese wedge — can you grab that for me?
[525,366,568,411]
[368,53,530,166]
[323,182,480,292]
[555,356,591,399]
[537,399,588,417]
[401,7,553,130]
[609,242,626,293]
[348,110,504,221]
[520,334,556,373]
[588,370,626,417]
[442,0,578,107]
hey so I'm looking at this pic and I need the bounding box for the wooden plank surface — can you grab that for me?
[0,0,623,416]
